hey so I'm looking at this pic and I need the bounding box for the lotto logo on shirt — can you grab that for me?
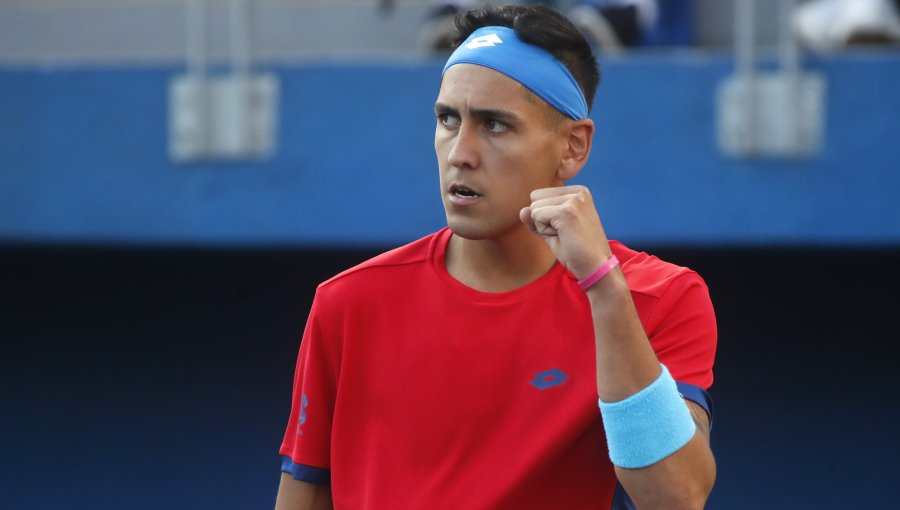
[530,369,570,390]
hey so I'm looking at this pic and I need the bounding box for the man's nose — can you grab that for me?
[447,122,480,170]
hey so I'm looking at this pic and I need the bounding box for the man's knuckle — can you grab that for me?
[561,203,577,217]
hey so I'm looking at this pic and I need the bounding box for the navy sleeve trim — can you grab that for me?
[281,456,331,486]
[611,483,638,510]
[676,381,714,430]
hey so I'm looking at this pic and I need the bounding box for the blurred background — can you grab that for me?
[2,0,899,508]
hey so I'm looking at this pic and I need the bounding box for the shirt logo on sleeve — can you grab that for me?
[297,393,309,435]
[530,369,570,390]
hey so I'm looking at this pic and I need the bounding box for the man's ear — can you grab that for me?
[557,118,594,181]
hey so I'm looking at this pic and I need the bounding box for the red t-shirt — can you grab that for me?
[280,228,716,509]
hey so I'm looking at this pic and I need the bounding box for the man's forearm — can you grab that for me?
[587,270,715,509]
[587,270,662,402]
[614,428,716,510]
[275,473,334,510]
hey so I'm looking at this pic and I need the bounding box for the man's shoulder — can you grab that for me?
[610,240,708,300]
[317,230,442,293]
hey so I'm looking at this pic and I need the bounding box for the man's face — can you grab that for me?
[434,64,567,241]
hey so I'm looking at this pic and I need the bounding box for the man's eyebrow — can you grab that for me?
[433,102,521,123]
[434,102,458,115]
[469,107,520,123]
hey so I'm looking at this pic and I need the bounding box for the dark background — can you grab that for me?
[3,244,898,509]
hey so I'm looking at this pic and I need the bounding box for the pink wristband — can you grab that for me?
[577,255,620,291]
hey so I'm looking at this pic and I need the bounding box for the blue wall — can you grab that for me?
[3,53,900,510]
[2,53,899,247]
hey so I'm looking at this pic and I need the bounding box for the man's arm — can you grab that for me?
[614,400,715,509]
[274,473,333,510]
[585,265,715,509]
[523,185,716,509]
[587,269,716,510]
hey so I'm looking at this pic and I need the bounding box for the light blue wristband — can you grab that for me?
[598,364,696,469]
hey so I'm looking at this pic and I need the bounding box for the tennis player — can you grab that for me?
[275,5,716,509]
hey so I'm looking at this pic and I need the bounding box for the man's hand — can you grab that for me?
[519,185,612,280]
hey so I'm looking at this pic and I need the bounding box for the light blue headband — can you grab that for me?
[442,26,589,120]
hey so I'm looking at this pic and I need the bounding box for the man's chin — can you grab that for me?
[446,217,522,241]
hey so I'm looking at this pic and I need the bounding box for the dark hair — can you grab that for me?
[451,5,601,112]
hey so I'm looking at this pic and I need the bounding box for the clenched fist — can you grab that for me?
[519,185,613,281]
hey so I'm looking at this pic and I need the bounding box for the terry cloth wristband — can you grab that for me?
[443,26,589,120]
[578,255,619,291]
[598,364,696,469]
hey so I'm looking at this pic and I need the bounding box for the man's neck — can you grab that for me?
[445,226,559,293]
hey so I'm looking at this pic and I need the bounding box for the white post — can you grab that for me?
[735,0,756,155]
[180,0,209,159]
[780,0,801,156]
[221,0,254,156]
[187,0,207,80]
[229,0,252,78]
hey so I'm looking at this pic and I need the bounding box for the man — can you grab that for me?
[275,5,716,509]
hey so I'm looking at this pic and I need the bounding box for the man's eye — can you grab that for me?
[437,114,460,128]
[486,119,507,133]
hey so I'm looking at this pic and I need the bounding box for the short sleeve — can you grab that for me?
[279,293,338,481]
[645,272,717,391]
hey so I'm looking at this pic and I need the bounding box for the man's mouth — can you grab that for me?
[450,184,482,199]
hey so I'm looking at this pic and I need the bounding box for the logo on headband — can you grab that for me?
[465,33,503,49]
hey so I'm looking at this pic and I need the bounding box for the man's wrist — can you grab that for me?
[599,364,697,469]
[584,268,630,301]
[577,255,620,291]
